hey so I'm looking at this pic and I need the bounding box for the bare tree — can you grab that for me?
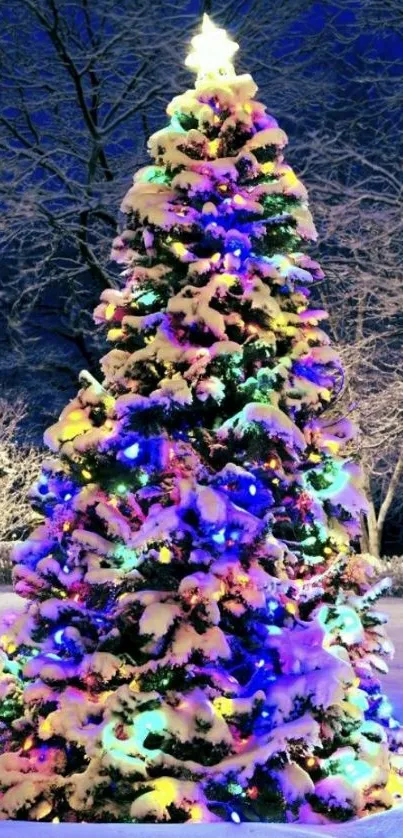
[0,0,402,552]
[0,399,43,544]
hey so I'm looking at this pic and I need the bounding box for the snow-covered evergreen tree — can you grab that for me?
[0,15,401,825]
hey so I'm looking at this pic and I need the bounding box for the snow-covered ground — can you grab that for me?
[0,591,401,836]
[0,808,403,837]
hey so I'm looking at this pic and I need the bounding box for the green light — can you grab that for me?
[116,483,127,494]
[141,166,168,184]
[138,291,158,306]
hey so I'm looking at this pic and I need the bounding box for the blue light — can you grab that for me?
[267,598,279,614]
[266,625,282,635]
[213,528,226,544]
[249,484,257,496]
[62,565,70,574]
[231,812,241,824]
[256,658,265,668]
[54,630,65,644]
[64,493,72,501]
[123,442,140,460]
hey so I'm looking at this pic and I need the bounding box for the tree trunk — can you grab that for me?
[366,499,381,557]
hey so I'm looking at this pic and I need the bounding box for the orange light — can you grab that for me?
[268,458,278,469]
[306,756,316,768]
[63,522,71,532]
[22,735,34,751]
[218,183,228,193]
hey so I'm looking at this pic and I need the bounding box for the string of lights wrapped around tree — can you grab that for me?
[0,14,401,825]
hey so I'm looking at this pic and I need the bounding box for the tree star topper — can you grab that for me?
[185,14,239,80]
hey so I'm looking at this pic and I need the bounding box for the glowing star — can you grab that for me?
[185,15,239,81]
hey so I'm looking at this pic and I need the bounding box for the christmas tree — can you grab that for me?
[0,15,401,825]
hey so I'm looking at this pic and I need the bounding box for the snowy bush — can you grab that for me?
[379,556,403,597]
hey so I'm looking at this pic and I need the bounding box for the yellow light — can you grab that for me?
[220,272,237,287]
[352,677,360,688]
[211,252,221,264]
[52,818,60,824]
[34,801,53,820]
[286,602,297,614]
[308,452,321,463]
[81,469,92,480]
[233,194,245,206]
[272,478,279,485]
[324,547,332,555]
[306,756,316,768]
[67,410,83,421]
[261,161,275,175]
[107,328,124,341]
[185,14,239,80]
[39,718,53,737]
[159,546,172,564]
[236,573,249,585]
[104,395,115,410]
[284,170,299,187]
[172,241,188,257]
[244,103,252,114]
[62,522,71,532]
[214,697,234,716]
[268,458,278,469]
[386,770,403,798]
[6,643,16,655]
[218,183,228,193]
[190,804,204,822]
[153,777,177,807]
[105,303,116,320]
[208,138,220,156]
